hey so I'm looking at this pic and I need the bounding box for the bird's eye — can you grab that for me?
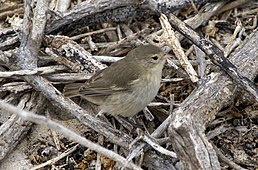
[152,56,159,60]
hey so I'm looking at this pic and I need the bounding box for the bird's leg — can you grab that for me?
[114,116,134,132]
[116,116,145,129]
[96,109,105,117]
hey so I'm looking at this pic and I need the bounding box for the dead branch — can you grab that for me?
[0,65,67,78]
[0,1,175,169]
[1,0,257,169]
[46,0,218,34]
[167,14,258,101]
[0,92,46,161]
[0,100,142,170]
[168,29,258,169]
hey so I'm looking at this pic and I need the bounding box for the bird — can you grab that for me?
[63,44,168,117]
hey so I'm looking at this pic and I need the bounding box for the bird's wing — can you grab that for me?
[63,83,84,98]
[79,61,140,96]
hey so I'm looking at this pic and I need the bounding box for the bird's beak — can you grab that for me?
[161,53,171,60]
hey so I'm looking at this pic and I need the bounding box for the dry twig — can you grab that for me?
[0,100,142,170]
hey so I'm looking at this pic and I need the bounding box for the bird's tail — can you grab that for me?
[63,83,84,98]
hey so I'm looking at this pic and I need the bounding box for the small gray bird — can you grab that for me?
[63,44,167,117]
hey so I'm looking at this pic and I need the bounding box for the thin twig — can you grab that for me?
[0,65,67,78]
[168,14,258,101]
[126,114,174,162]
[212,144,248,170]
[0,100,142,170]
[71,27,117,40]
[31,144,79,170]
[160,14,199,83]
[142,135,177,158]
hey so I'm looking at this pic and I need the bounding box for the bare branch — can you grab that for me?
[0,100,142,170]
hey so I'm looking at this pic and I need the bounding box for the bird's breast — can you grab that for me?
[100,69,162,117]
